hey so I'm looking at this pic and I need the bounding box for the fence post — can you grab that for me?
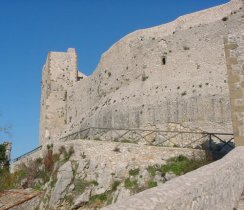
[209,133,212,151]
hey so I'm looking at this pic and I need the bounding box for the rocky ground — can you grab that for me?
[8,140,208,210]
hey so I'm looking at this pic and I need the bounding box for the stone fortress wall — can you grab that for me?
[39,49,85,145]
[40,0,243,146]
[10,1,244,209]
[225,32,244,146]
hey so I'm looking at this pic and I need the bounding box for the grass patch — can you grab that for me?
[87,191,113,208]
[121,139,132,143]
[124,178,138,189]
[65,194,74,205]
[90,193,107,203]
[74,179,98,194]
[146,165,159,177]
[147,180,157,188]
[147,155,210,179]
[160,155,209,176]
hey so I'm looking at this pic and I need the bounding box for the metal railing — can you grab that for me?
[59,127,234,151]
[11,127,234,163]
[11,145,42,163]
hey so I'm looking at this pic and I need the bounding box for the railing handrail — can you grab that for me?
[59,126,234,141]
[12,127,234,164]
[11,145,42,163]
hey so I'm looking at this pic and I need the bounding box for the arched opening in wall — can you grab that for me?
[162,56,166,65]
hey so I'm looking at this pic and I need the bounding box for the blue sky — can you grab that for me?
[0,0,229,159]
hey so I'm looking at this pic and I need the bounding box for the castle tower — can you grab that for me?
[3,141,12,163]
[39,48,78,145]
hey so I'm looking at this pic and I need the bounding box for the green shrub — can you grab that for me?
[90,193,108,203]
[74,179,98,193]
[146,155,210,180]
[0,169,15,191]
[88,191,114,207]
[58,146,74,161]
[0,166,29,191]
[121,139,132,143]
[160,155,209,176]
[0,144,6,164]
[124,178,138,189]
[65,194,74,205]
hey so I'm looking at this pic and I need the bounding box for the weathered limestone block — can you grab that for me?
[49,161,73,207]
[72,189,91,209]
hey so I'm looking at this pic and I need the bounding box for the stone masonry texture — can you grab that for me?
[39,0,244,146]
[225,32,244,146]
[9,1,244,209]
[11,139,204,173]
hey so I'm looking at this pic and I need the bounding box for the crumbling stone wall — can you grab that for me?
[39,0,244,144]
[225,32,244,146]
[39,48,86,145]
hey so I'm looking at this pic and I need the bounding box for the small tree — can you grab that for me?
[0,114,12,170]
[0,144,6,168]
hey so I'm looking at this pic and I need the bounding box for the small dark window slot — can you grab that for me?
[162,56,166,65]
